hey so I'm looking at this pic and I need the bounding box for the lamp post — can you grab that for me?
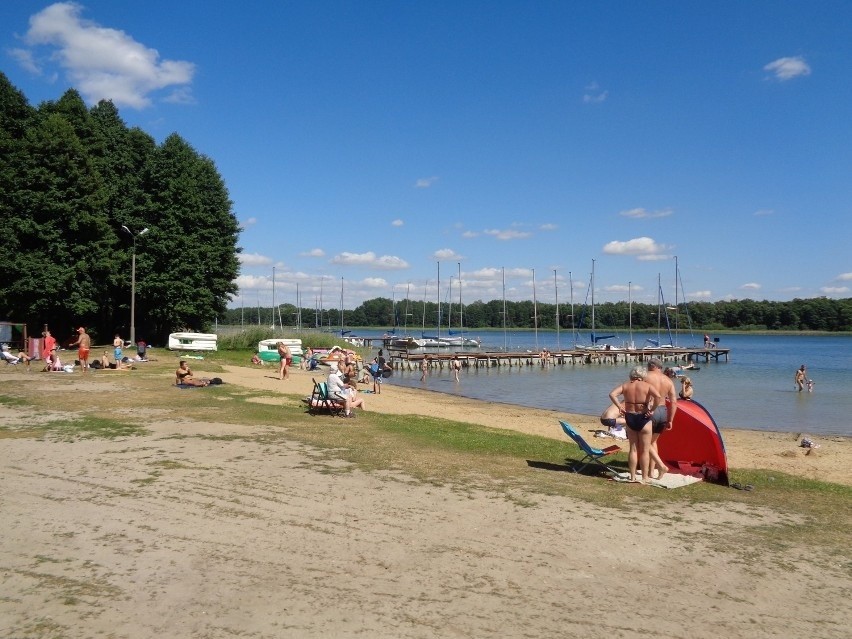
[121,225,149,346]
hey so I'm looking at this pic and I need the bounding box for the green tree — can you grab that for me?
[139,134,240,339]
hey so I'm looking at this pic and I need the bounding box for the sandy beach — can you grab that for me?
[228,365,852,486]
[1,363,850,638]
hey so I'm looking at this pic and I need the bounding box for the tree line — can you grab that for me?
[0,73,240,344]
[223,295,852,332]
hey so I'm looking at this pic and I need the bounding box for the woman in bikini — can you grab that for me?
[609,366,661,484]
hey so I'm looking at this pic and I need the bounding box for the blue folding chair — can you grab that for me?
[559,420,622,476]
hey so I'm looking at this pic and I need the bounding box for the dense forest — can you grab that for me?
[0,72,240,343]
[223,295,852,332]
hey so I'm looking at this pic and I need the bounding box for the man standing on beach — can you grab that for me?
[69,327,92,372]
[646,357,678,479]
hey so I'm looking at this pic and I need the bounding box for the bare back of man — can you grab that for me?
[645,359,678,479]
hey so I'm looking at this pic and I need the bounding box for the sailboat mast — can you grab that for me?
[590,260,596,343]
[458,262,463,334]
[674,255,679,346]
[569,271,576,346]
[436,262,441,339]
[447,276,453,335]
[554,269,560,351]
[339,277,344,335]
[502,266,507,351]
[421,281,429,335]
[404,283,411,334]
[657,273,662,345]
[628,281,633,347]
[532,268,538,351]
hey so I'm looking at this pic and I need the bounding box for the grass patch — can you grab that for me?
[46,417,148,441]
[0,394,29,406]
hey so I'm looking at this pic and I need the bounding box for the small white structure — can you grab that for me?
[168,332,218,352]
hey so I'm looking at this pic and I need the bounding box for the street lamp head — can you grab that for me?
[121,225,131,236]
[139,228,149,236]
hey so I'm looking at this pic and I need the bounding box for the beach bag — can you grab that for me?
[210,377,223,385]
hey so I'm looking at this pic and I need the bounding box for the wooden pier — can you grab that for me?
[386,346,729,372]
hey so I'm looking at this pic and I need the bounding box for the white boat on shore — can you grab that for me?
[168,332,218,351]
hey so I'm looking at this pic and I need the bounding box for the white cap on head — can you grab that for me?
[329,362,339,371]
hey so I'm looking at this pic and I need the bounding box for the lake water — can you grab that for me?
[347,329,852,437]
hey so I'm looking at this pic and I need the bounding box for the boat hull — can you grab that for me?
[168,332,218,352]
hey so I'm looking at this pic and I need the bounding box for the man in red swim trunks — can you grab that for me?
[69,327,92,372]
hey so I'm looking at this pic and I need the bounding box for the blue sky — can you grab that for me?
[3,1,851,312]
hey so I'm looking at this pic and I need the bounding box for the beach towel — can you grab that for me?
[612,471,702,489]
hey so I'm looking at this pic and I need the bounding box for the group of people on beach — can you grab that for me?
[2,327,147,374]
[604,357,678,485]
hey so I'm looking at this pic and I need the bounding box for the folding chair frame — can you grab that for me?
[308,377,345,417]
[559,420,622,476]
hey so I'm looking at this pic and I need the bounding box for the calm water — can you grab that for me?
[350,329,852,437]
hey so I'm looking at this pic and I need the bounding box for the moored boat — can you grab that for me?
[168,332,218,351]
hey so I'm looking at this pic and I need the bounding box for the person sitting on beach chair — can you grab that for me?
[1,344,31,368]
[327,362,363,417]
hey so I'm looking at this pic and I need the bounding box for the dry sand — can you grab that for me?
[1,364,850,638]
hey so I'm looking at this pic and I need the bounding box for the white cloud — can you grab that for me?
[754,209,774,216]
[20,2,195,108]
[163,86,195,105]
[583,82,608,104]
[330,251,409,270]
[362,277,389,288]
[764,56,811,81]
[235,274,271,290]
[433,248,462,261]
[461,230,479,238]
[8,48,40,74]
[239,217,257,229]
[602,236,669,259]
[604,284,634,293]
[688,290,712,299]
[483,228,532,241]
[238,252,273,266]
[415,176,439,188]
[821,286,850,294]
[740,282,761,291]
[539,223,557,231]
[301,248,325,258]
[619,207,674,219]
[836,273,852,281]
[391,219,404,227]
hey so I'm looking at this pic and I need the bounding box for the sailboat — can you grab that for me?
[576,259,618,350]
[443,263,481,347]
[388,284,419,348]
[645,273,675,348]
[418,264,446,347]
